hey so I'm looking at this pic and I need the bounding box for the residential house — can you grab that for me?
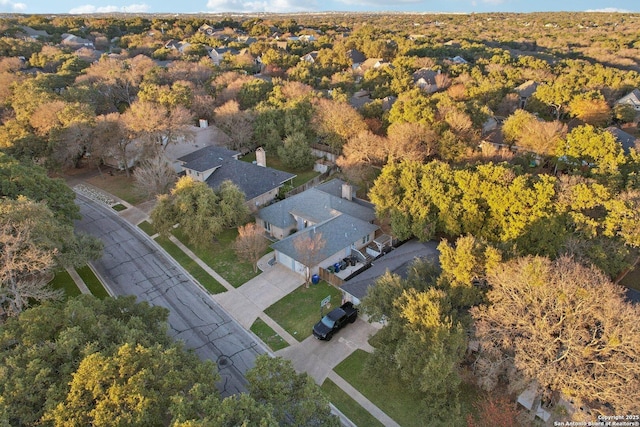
[449,55,469,64]
[177,145,295,209]
[298,34,316,43]
[347,49,367,69]
[208,47,239,66]
[301,51,319,63]
[256,180,379,277]
[353,57,388,76]
[615,88,640,112]
[413,68,440,94]
[19,25,51,40]
[61,34,94,50]
[606,126,638,154]
[514,80,539,108]
[198,24,216,36]
[164,39,191,53]
[341,239,439,304]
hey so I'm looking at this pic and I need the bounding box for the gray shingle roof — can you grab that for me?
[271,213,378,266]
[177,145,239,172]
[341,240,440,300]
[256,185,376,229]
[178,145,295,200]
[606,126,638,154]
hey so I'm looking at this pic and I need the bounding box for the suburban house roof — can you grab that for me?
[341,240,440,300]
[606,126,638,154]
[177,145,295,200]
[256,184,376,229]
[178,145,239,172]
[616,89,640,108]
[271,214,378,266]
[347,49,366,64]
[515,80,539,98]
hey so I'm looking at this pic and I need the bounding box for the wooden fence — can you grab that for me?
[318,267,345,287]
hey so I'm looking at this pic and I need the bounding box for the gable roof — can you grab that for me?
[256,184,376,229]
[515,80,539,98]
[346,49,366,64]
[606,126,638,154]
[178,145,239,172]
[616,89,640,107]
[341,240,440,300]
[178,145,295,200]
[271,214,378,266]
[412,68,438,85]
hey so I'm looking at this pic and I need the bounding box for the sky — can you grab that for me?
[0,0,638,15]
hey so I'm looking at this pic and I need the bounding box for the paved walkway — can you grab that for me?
[67,178,400,427]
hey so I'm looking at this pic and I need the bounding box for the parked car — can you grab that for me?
[312,302,358,341]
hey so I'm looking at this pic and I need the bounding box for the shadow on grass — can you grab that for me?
[49,270,81,298]
[321,378,384,427]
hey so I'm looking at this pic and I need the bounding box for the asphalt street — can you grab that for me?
[73,193,265,396]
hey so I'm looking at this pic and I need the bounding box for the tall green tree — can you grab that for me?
[246,355,340,427]
[151,176,249,248]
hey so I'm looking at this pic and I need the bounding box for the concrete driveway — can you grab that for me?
[276,317,380,384]
[213,264,304,329]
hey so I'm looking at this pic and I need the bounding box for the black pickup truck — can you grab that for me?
[312,302,358,341]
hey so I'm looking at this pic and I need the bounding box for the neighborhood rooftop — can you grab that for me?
[178,145,296,200]
[256,185,376,229]
[271,213,378,266]
[341,240,440,301]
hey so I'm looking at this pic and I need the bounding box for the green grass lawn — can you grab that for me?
[240,151,320,187]
[250,318,289,351]
[334,349,482,427]
[333,349,423,427]
[112,203,127,211]
[138,220,157,236]
[173,227,260,288]
[155,236,227,294]
[87,173,148,205]
[264,281,343,341]
[321,378,385,427]
[49,270,81,298]
[76,265,110,299]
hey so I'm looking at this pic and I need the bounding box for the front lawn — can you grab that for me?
[173,227,260,288]
[76,265,110,299]
[264,281,343,341]
[333,349,421,427]
[155,236,227,294]
[49,270,81,298]
[250,318,289,351]
[240,151,320,188]
[334,349,483,427]
[138,220,156,236]
[87,173,148,205]
[321,378,385,427]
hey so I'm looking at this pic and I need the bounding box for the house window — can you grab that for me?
[264,221,271,232]
[362,234,370,244]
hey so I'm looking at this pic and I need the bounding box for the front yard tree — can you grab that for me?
[0,198,60,320]
[361,259,466,425]
[151,177,248,248]
[471,256,640,415]
[247,355,340,427]
[133,155,177,197]
[293,230,326,287]
[233,222,268,273]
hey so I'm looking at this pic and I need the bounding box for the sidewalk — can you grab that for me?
[68,177,401,427]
